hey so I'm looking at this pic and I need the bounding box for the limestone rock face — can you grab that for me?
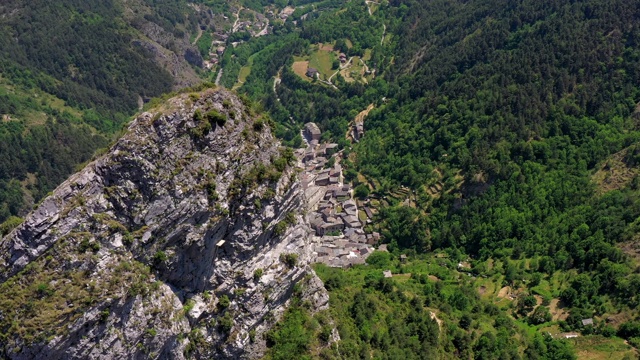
[0,88,328,359]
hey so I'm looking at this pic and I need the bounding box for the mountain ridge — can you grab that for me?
[0,87,329,359]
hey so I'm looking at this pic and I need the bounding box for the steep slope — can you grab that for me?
[0,0,212,226]
[0,88,328,359]
[0,0,209,118]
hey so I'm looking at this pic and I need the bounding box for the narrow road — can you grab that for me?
[328,57,354,83]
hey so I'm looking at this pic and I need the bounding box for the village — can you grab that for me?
[295,122,381,268]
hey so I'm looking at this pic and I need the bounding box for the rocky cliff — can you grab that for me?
[0,88,329,359]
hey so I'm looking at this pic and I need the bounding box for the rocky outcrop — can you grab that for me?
[0,88,329,359]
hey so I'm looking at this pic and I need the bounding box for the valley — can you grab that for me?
[1,0,640,359]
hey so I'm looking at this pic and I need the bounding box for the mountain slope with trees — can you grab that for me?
[223,0,640,358]
[0,0,212,228]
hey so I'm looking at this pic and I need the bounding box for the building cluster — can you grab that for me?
[298,122,380,268]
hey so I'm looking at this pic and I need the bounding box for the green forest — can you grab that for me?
[221,0,640,358]
[2,0,640,358]
[0,0,205,229]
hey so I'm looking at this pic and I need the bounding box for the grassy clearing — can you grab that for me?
[234,52,259,89]
[345,39,353,48]
[292,58,311,81]
[0,76,85,126]
[341,56,367,83]
[572,336,637,360]
[362,48,372,61]
[308,47,335,80]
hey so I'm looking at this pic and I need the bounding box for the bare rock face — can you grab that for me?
[0,88,328,359]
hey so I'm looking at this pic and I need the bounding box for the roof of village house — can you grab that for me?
[306,67,319,77]
[383,270,392,278]
[343,199,356,208]
[344,228,357,237]
[341,214,361,227]
[351,234,367,243]
[364,206,374,218]
[321,222,343,230]
[345,208,358,217]
[304,122,321,135]
[582,318,594,326]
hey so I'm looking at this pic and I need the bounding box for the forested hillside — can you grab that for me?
[0,0,211,228]
[224,0,640,358]
[2,0,640,357]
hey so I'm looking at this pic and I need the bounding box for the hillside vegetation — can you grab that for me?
[226,0,640,358]
[0,0,212,228]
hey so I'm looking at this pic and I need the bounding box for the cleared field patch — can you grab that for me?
[319,42,334,51]
[292,60,311,81]
[392,273,412,282]
[233,53,258,89]
[308,48,335,80]
[572,336,637,360]
[341,56,368,83]
[548,298,569,321]
[362,48,372,61]
[345,39,353,48]
[474,277,499,299]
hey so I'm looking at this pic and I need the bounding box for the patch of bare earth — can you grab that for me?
[497,286,511,299]
[593,148,637,194]
[292,61,310,78]
[549,299,569,321]
[318,43,334,51]
[619,240,640,266]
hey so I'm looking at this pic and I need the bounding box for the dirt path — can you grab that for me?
[381,24,386,45]
[273,73,281,102]
[355,104,374,123]
[232,7,243,32]
[328,57,354,83]
[430,311,443,329]
[192,28,203,46]
[365,1,380,16]
[360,58,369,73]
[215,68,223,86]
